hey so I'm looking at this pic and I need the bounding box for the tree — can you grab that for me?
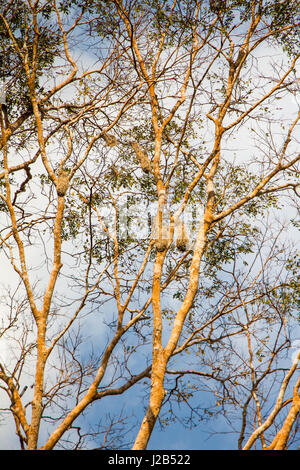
[0,0,299,450]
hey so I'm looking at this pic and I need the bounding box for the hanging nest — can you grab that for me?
[101,133,118,147]
[130,141,152,173]
[154,218,171,252]
[175,219,190,252]
[56,169,69,197]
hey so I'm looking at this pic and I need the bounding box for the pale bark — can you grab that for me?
[267,376,300,450]
[243,351,300,450]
